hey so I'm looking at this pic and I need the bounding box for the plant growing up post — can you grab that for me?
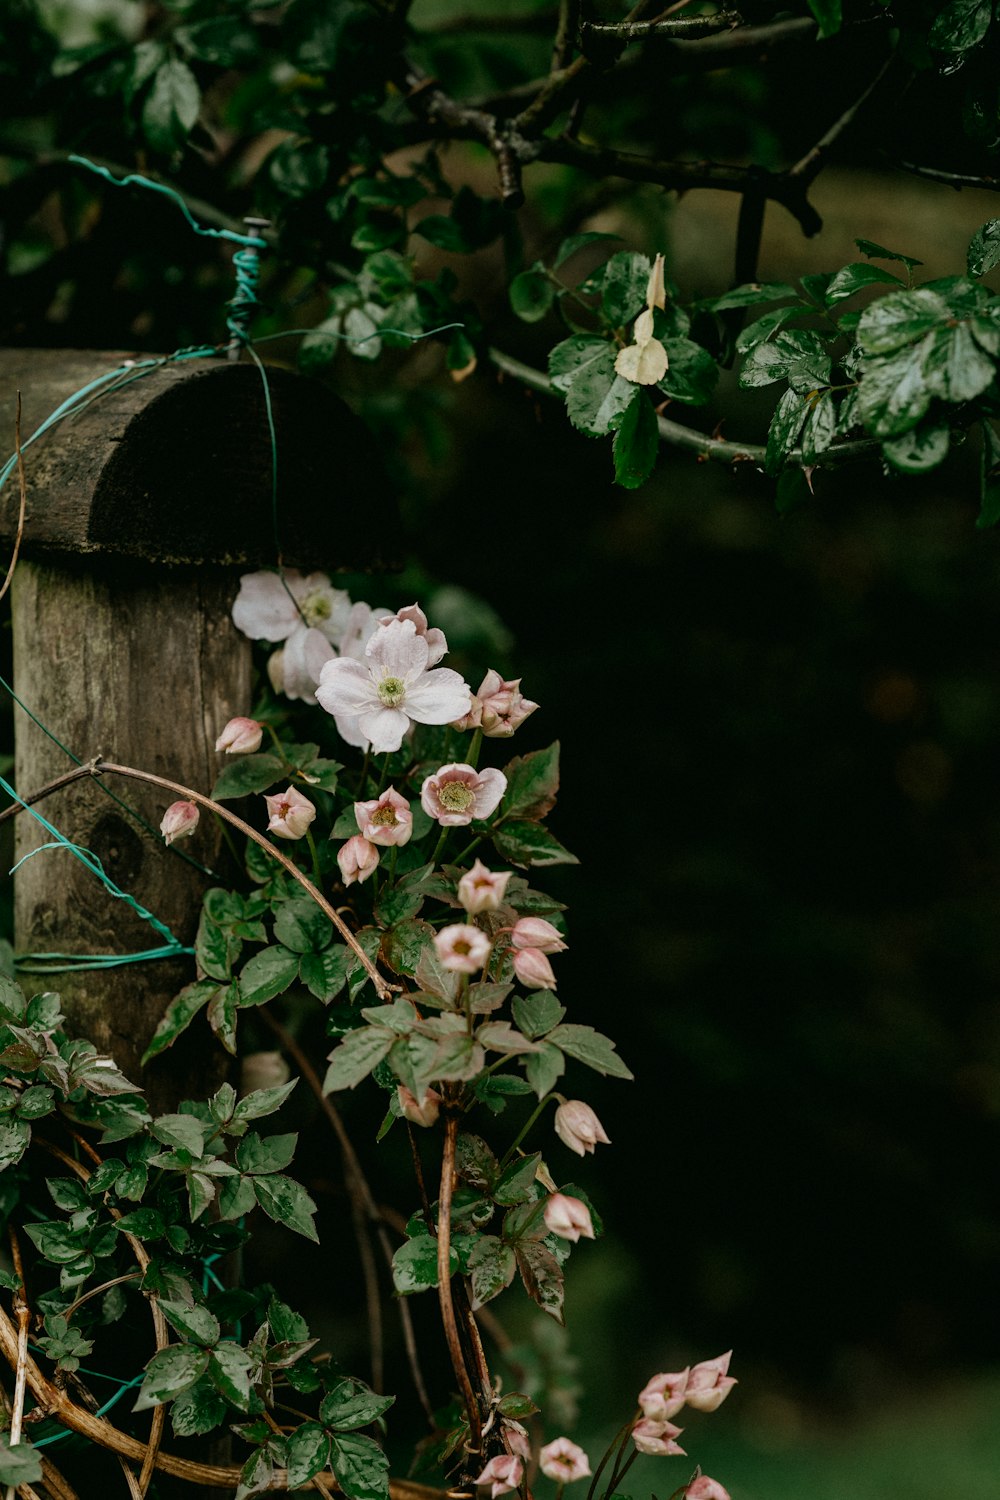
[0,347,398,1101]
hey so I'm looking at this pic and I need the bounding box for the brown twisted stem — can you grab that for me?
[436,1115,482,1459]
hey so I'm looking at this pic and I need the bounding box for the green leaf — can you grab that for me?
[468,1236,516,1305]
[0,1437,42,1486]
[236,1132,297,1175]
[253,1174,319,1241]
[882,423,950,475]
[736,308,799,354]
[152,1114,208,1157]
[739,331,831,389]
[554,231,621,269]
[968,220,1000,278]
[300,947,352,1002]
[141,978,215,1062]
[171,1375,228,1438]
[806,0,841,36]
[237,946,301,1007]
[509,269,555,323]
[765,388,810,476]
[413,945,462,1006]
[515,1240,565,1323]
[524,1041,565,1098]
[512,994,566,1039]
[549,335,609,394]
[799,392,837,461]
[159,1301,220,1347]
[493,1153,540,1206]
[493,821,578,869]
[324,1026,394,1092]
[502,743,561,822]
[824,263,904,305]
[598,251,652,325]
[329,1433,390,1500]
[929,0,992,50]
[613,390,659,488]
[207,981,239,1056]
[217,1174,256,1221]
[659,339,719,406]
[855,238,923,271]
[0,1118,30,1171]
[176,17,260,65]
[320,1378,395,1431]
[381,918,435,977]
[116,1208,166,1241]
[857,288,950,355]
[134,1345,210,1411]
[392,1234,456,1294]
[566,348,636,437]
[287,1423,331,1487]
[977,422,1000,527]
[273,900,333,955]
[233,1080,298,1124]
[707,282,798,311]
[211,754,284,799]
[142,58,200,154]
[209,1343,253,1410]
[0,977,26,1025]
[455,1134,500,1190]
[547,1024,633,1079]
[856,339,935,437]
[196,911,241,984]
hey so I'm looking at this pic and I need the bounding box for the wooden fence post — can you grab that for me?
[0,349,396,1102]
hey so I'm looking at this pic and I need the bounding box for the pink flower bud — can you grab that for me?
[434,923,493,974]
[474,670,539,738]
[630,1418,686,1457]
[543,1193,594,1244]
[684,1478,731,1500]
[510,917,566,953]
[475,1455,523,1498]
[512,947,557,991]
[160,800,199,846]
[215,716,264,754]
[264,786,317,840]
[355,787,413,847]
[421,763,507,827]
[539,1438,591,1483]
[397,1084,441,1128]
[502,1422,532,1462]
[338,835,380,886]
[684,1352,736,1413]
[457,860,512,915]
[638,1369,688,1422]
[554,1100,611,1157]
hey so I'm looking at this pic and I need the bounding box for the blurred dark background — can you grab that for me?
[3,2,1000,1496]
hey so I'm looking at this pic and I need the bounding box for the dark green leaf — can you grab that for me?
[512,994,566,1039]
[502,743,561,822]
[707,282,798,311]
[324,1027,394,1092]
[598,251,651,325]
[142,59,200,154]
[175,17,260,66]
[300,946,352,1002]
[140,984,217,1068]
[799,392,838,461]
[238,946,300,1007]
[209,1343,253,1410]
[212,754,284,800]
[0,1119,30,1171]
[553,231,621,269]
[806,0,841,36]
[320,1379,395,1431]
[233,1080,297,1124]
[549,335,609,394]
[565,348,636,438]
[765,387,810,476]
[547,1024,633,1079]
[116,1208,166,1241]
[253,1174,319,1241]
[381,918,435,977]
[968,219,1000,278]
[414,944,462,1006]
[287,1424,331,1487]
[152,1114,208,1157]
[824,263,904,305]
[929,0,992,51]
[524,1041,566,1098]
[857,288,950,356]
[273,900,333,955]
[659,338,719,406]
[493,1153,540,1206]
[134,1345,210,1411]
[856,339,935,437]
[882,423,950,474]
[171,1375,228,1438]
[236,1132,297,1175]
[736,307,800,353]
[515,1240,565,1323]
[392,1234,456,1294]
[613,390,659,488]
[509,269,555,323]
[740,331,831,389]
[207,981,239,1056]
[158,1301,220,1346]
[328,1433,390,1500]
[492,821,578,868]
[855,239,923,270]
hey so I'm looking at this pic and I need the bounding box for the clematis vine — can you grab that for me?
[232,569,353,705]
[638,1369,689,1423]
[456,669,539,736]
[316,617,471,754]
[683,1352,736,1413]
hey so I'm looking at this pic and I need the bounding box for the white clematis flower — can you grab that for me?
[316,618,471,754]
[232,569,352,646]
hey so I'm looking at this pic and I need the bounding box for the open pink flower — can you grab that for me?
[264,787,316,840]
[355,788,413,847]
[684,1478,731,1500]
[215,717,263,754]
[684,1352,736,1413]
[397,1085,441,1128]
[338,836,380,886]
[316,618,471,754]
[543,1193,594,1243]
[378,603,447,665]
[421,763,507,827]
[638,1369,689,1423]
[475,1455,522,1498]
[554,1101,611,1157]
[510,917,566,953]
[630,1419,685,1457]
[539,1438,591,1483]
[457,860,512,914]
[435,924,493,974]
[232,569,352,645]
[160,800,199,846]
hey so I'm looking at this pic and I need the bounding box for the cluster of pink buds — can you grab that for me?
[632,1353,736,1472]
[455,669,539,738]
[510,916,566,991]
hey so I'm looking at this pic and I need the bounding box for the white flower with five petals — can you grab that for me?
[316,618,471,754]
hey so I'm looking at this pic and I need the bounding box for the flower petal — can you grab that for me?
[367,618,429,681]
[356,706,410,754]
[316,658,379,718]
[615,337,668,386]
[231,570,302,642]
[404,668,473,725]
[282,625,335,704]
[469,766,507,819]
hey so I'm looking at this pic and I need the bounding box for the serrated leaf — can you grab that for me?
[209,1342,253,1410]
[883,423,950,475]
[414,944,461,1006]
[524,1041,565,1098]
[598,251,651,324]
[158,1301,220,1347]
[549,334,610,394]
[968,219,1000,279]
[381,918,435,978]
[300,946,352,1002]
[928,0,992,50]
[501,743,561,821]
[492,821,578,868]
[329,1433,390,1500]
[824,263,904,305]
[152,1114,208,1157]
[659,338,718,406]
[237,946,300,1007]
[547,1024,633,1079]
[468,1236,516,1306]
[287,1423,331,1487]
[0,1118,30,1171]
[0,1437,42,1486]
[171,1375,228,1438]
[765,387,810,476]
[233,1079,297,1124]
[855,238,923,270]
[707,282,798,311]
[207,981,239,1056]
[142,58,200,154]
[235,1132,297,1176]
[565,348,637,438]
[273,900,333,955]
[493,1152,540,1205]
[320,1378,395,1431]
[116,1208,166,1241]
[392,1234,456,1294]
[253,1174,319,1241]
[515,1240,564,1323]
[134,1344,210,1411]
[799,392,837,461]
[143,981,218,1063]
[324,1027,394,1092]
[857,288,951,355]
[740,331,831,389]
[512,994,566,1039]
